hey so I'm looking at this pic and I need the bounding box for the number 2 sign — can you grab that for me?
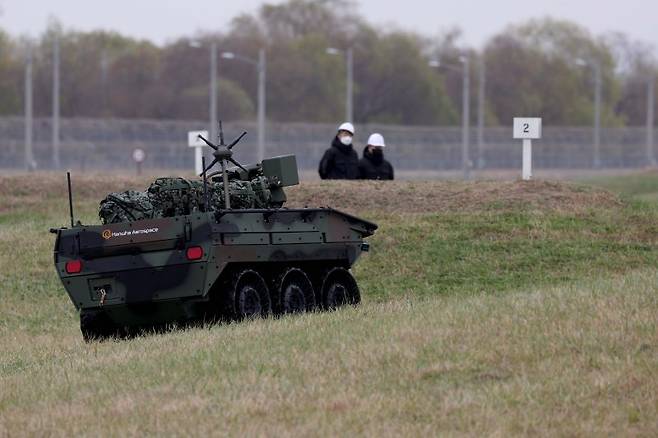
[513,118,542,139]
[513,117,542,181]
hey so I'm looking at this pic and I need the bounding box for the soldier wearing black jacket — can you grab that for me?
[318,122,360,180]
[359,133,394,180]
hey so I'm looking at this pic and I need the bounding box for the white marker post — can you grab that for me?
[513,118,542,181]
[188,130,209,175]
[132,148,145,176]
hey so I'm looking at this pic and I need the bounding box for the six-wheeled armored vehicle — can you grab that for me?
[51,128,377,340]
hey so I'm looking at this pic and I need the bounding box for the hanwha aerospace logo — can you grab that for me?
[102,229,112,240]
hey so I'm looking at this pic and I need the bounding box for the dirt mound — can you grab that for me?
[0,173,155,198]
[0,174,621,215]
[0,173,155,213]
[285,180,622,214]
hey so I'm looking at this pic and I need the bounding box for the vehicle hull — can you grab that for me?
[54,208,376,329]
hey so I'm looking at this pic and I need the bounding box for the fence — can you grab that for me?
[0,117,655,174]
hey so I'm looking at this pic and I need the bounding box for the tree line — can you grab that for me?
[0,0,656,127]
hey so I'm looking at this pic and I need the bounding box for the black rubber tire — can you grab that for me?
[80,311,118,342]
[320,267,361,310]
[227,269,271,320]
[274,268,316,314]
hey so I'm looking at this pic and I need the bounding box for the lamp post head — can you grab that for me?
[575,57,602,70]
[221,52,236,60]
[575,58,588,67]
[326,47,341,56]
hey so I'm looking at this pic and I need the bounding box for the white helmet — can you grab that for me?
[338,122,355,135]
[367,133,386,147]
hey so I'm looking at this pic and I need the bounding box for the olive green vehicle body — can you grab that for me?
[52,156,377,334]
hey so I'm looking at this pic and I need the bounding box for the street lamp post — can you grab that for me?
[647,77,656,166]
[594,62,602,168]
[576,58,603,168]
[429,56,471,180]
[222,50,267,161]
[100,50,109,113]
[346,47,353,122]
[477,58,486,169]
[190,40,220,167]
[257,49,266,162]
[326,47,354,122]
[209,42,218,144]
[25,45,34,172]
[461,55,471,180]
[189,40,219,144]
[52,33,61,170]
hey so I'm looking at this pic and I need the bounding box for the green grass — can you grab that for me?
[1,271,657,435]
[1,176,658,435]
[357,207,658,300]
[584,171,658,201]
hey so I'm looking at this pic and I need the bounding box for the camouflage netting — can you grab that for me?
[208,179,271,211]
[99,191,154,224]
[147,177,204,217]
[99,176,273,224]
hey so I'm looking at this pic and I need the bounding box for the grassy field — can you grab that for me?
[1,173,658,435]
[584,170,658,204]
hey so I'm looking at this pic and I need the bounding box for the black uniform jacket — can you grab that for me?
[358,148,394,180]
[318,137,360,180]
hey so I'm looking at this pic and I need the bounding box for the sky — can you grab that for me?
[0,0,655,50]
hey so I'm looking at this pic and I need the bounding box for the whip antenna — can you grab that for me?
[67,171,75,227]
[202,156,210,212]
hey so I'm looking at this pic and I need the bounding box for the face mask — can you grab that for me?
[339,135,353,146]
[370,148,384,163]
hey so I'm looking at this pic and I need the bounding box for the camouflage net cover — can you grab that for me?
[99,191,155,224]
[99,176,273,224]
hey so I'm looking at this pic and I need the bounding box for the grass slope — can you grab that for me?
[1,174,657,435]
[585,170,658,203]
[2,272,657,435]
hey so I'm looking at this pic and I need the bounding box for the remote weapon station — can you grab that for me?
[51,124,377,340]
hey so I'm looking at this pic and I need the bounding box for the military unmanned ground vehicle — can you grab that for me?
[51,126,377,340]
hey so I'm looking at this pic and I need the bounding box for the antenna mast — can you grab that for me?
[201,156,210,211]
[67,171,75,227]
[196,121,248,211]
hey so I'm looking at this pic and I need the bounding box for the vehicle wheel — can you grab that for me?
[320,267,360,310]
[227,269,271,320]
[80,311,118,342]
[274,268,316,314]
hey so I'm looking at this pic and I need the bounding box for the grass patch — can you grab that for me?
[584,171,658,201]
[1,271,657,435]
[1,174,658,434]
[357,208,658,300]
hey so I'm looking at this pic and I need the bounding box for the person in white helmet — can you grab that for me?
[318,122,360,180]
[359,133,394,180]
